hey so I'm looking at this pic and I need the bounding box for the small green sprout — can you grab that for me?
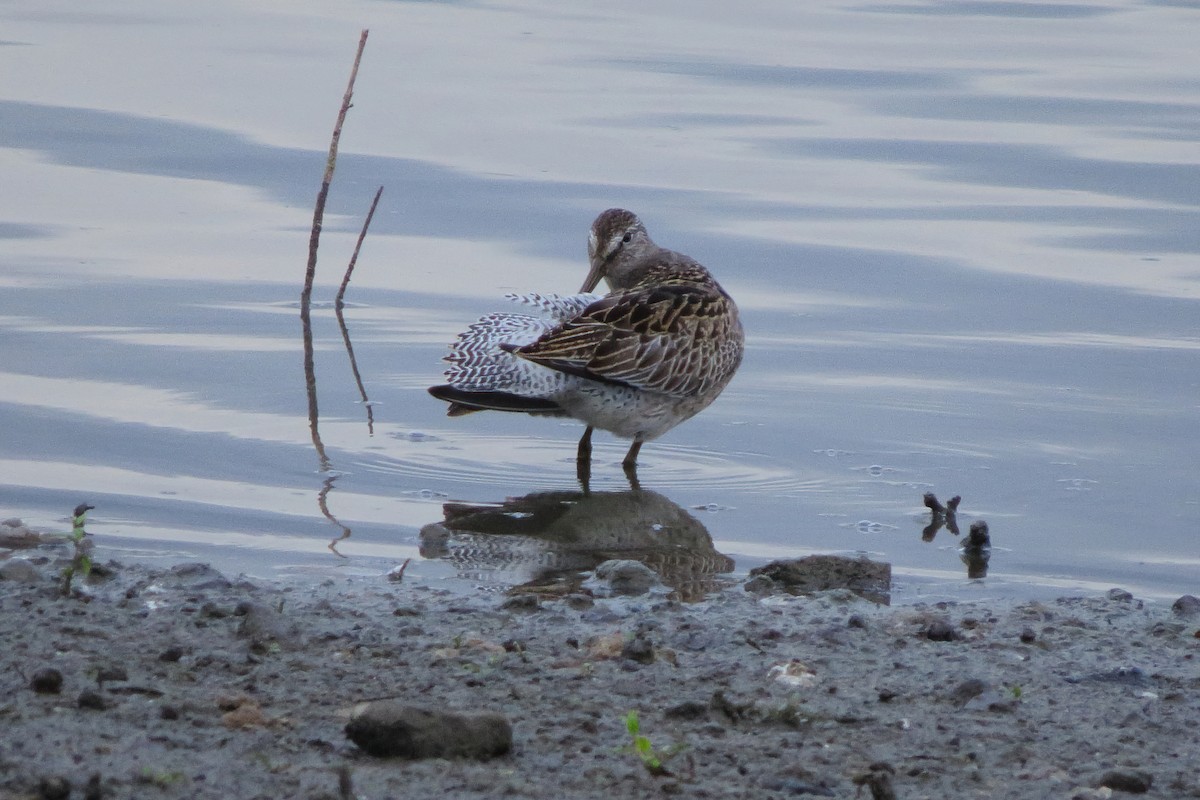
[61,503,96,596]
[623,711,672,776]
[137,767,184,787]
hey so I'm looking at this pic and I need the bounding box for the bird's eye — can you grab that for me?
[621,233,632,243]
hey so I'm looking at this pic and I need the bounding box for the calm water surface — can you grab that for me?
[1,0,1197,602]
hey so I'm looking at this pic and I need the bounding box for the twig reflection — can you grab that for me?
[320,474,352,557]
[919,492,991,579]
[334,304,375,435]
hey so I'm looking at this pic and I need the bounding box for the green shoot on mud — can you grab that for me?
[623,710,671,776]
[60,503,95,596]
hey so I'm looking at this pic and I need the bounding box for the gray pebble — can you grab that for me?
[0,520,42,549]
[591,559,660,596]
[948,678,986,707]
[162,562,232,591]
[1099,769,1153,793]
[742,574,776,595]
[237,602,301,651]
[0,559,41,583]
[562,593,594,610]
[78,689,107,710]
[1171,594,1200,618]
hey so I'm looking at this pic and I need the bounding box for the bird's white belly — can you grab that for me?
[553,383,707,441]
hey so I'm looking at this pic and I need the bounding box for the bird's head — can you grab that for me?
[581,208,655,292]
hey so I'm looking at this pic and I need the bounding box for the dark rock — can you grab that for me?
[160,705,180,720]
[31,667,64,694]
[591,559,660,596]
[78,689,108,710]
[664,700,709,719]
[764,776,836,796]
[922,619,959,642]
[877,689,898,703]
[200,601,231,619]
[1067,667,1152,687]
[622,634,655,665]
[1019,627,1037,643]
[95,666,128,685]
[86,560,116,582]
[83,772,103,800]
[345,700,511,759]
[1099,769,1153,793]
[1106,588,1134,603]
[847,614,868,629]
[964,520,990,549]
[852,762,897,800]
[0,559,41,582]
[159,646,185,663]
[37,776,71,800]
[710,690,753,722]
[500,594,540,612]
[1171,595,1200,618]
[747,555,891,605]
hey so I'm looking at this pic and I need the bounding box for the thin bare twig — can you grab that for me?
[337,185,384,308]
[301,28,369,311]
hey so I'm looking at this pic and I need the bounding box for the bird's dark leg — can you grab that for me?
[623,463,641,491]
[576,426,594,463]
[621,439,643,487]
[622,438,642,468]
[576,426,594,493]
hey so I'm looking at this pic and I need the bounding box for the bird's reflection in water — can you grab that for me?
[419,488,734,601]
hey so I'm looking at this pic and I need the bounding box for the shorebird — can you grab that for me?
[428,208,744,478]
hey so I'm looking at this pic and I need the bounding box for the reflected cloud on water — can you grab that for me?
[418,486,734,602]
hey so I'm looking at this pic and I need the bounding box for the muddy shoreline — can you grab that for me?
[2,537,1198,800]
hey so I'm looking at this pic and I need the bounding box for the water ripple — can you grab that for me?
[352,434,827,496]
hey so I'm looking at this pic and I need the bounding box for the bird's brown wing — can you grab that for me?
[507,283,740,398]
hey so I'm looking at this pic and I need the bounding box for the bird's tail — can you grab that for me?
[427,385,566,417]
[429,293,602,415]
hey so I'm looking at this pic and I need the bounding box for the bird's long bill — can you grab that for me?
[579,258,605,293]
